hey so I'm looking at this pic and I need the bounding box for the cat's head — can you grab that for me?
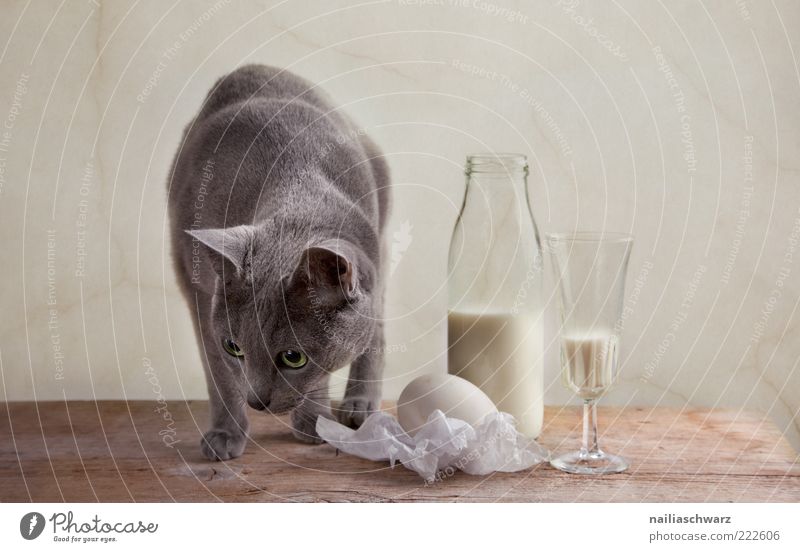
[187,224,377,413]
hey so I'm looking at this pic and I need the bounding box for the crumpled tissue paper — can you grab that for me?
[316,409,550,482]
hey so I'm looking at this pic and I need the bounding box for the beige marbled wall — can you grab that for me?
[1,0,798,448]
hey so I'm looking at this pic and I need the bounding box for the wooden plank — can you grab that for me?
[0,401,798,502]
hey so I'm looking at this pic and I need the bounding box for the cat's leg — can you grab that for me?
[291,374,333,444]
[192,292,249,461]
[338,321,384,427]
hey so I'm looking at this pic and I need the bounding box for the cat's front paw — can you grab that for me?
[336,396,379,428]
[200,428,247,461]
[291,407,329,444]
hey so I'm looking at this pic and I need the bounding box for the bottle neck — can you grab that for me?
[463,154,530,223]
[465,153,528,176]
[461,171,531,236]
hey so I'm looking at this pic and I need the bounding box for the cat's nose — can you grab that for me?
[248,397,270,411]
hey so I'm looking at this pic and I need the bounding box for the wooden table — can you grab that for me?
[1,401,798,502]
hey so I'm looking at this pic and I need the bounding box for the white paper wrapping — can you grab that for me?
[316,410,550,482]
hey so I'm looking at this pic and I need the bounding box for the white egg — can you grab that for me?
[397,373,498,436]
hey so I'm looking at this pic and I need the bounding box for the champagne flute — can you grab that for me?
[546,232,633,475]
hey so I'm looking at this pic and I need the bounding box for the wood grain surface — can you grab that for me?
[1,401,798,502]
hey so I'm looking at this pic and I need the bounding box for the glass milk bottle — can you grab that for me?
[447,154,544,437]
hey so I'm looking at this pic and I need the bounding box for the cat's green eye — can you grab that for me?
[222,338,244,358]
[278,349,307,369]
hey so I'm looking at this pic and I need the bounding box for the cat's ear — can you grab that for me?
[292,239,359,304]
[185,225,255,284]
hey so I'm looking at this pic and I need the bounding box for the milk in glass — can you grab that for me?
[560,331,617,399]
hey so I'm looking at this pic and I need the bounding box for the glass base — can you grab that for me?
[550,449,629,475]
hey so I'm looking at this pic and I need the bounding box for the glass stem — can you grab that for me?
[581,399,600,457]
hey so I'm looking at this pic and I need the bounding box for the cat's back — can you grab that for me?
[167,65,390,276]
[168,65,339,218]
[198,64,335,122]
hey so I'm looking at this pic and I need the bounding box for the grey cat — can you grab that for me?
[167,64,390,461]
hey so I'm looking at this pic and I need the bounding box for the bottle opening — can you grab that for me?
[466,153,528,175]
